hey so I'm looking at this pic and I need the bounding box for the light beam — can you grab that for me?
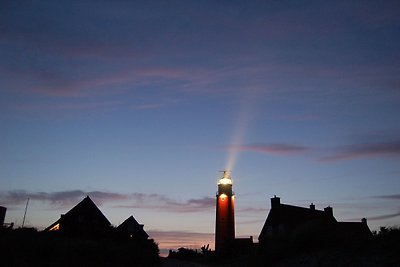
[225,88,261,172]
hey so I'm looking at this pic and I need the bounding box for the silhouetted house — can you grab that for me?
[117,215,149,240]
[259,196,371,250]
[336,218,372,241]
[233,236,254,255]
[45,196,111,235]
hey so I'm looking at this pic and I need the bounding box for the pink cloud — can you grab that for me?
[0,190,215,213]
[320,141,400,162]
[0,190,128,208]
[13,101,121,111]
[115,195,215,213]
[236,207,268,213]
[6,65,214,99]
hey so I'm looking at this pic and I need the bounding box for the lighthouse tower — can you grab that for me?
[215,171,235,255]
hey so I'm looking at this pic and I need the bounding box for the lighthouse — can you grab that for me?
[215,170,235,255]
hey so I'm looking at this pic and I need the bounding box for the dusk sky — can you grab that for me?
[1,0,400,253]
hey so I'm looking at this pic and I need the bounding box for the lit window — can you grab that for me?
[218,178,232,185]
[49,223,60,231]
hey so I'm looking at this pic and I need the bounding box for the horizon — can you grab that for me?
[1,0,399,254]
[1,177,397,253]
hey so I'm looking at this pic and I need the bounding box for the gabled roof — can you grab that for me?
[264,203,337,226]
[259,197,337,241]
[45,196,111,233]
[117,215,149,239]
[259,196,371,243]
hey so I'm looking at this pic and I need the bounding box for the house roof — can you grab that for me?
[117,215,140,229]
[265,203,337,226]
[45,196,111,232]
[117,215,149,239]
[259,198,337,241]
[259,196,371,242]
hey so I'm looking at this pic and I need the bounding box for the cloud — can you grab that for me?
[236,207,268,214]
[116,195,215,213]
[367,212,400,221]
[0,189,215,213]
[2,0,398,101]
[228,143,310,155]
[13,101,121,111]
[1,61,229,100]
[270,114,321,121]
[129,98,181,110]
[320,141,400,162]
[236,219,265,225]
[0,190,128,207]
[130,103,165,110]
[372,194,400,200]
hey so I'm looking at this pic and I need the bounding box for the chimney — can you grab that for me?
[310,203,315,210]
[324,206,333,217]
[361,218,367,224]
[271,195,280,209]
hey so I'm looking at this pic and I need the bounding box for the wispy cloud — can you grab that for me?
[22,67,155,98]
[366,212,400,221]
[130,103,165,110]
[236,219,265,225]
[2,63,234,101]
[0,190,128,207]
[0,190,214,213]
[320,141,400,162]
[129,98,180,110]
[372,194,400,200]
[13,101,121,111]
[270,114,321,121]
[236,207,268,214]
[228,143,310,155]
[224,133,400,162]
[115,195,215,213]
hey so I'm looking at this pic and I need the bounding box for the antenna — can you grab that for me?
[22,197,29,228]
[219,170,231,178]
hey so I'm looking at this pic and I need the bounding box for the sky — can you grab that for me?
[1,0,400,254]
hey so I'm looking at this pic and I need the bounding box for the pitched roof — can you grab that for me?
[259,196,371,243]
[45,196,111,233]
[265,204,336,225]
[117,215,149,239]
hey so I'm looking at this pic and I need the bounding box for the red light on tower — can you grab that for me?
[215,170,235,255]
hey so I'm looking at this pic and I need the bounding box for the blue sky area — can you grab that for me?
[1,0,399,252]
